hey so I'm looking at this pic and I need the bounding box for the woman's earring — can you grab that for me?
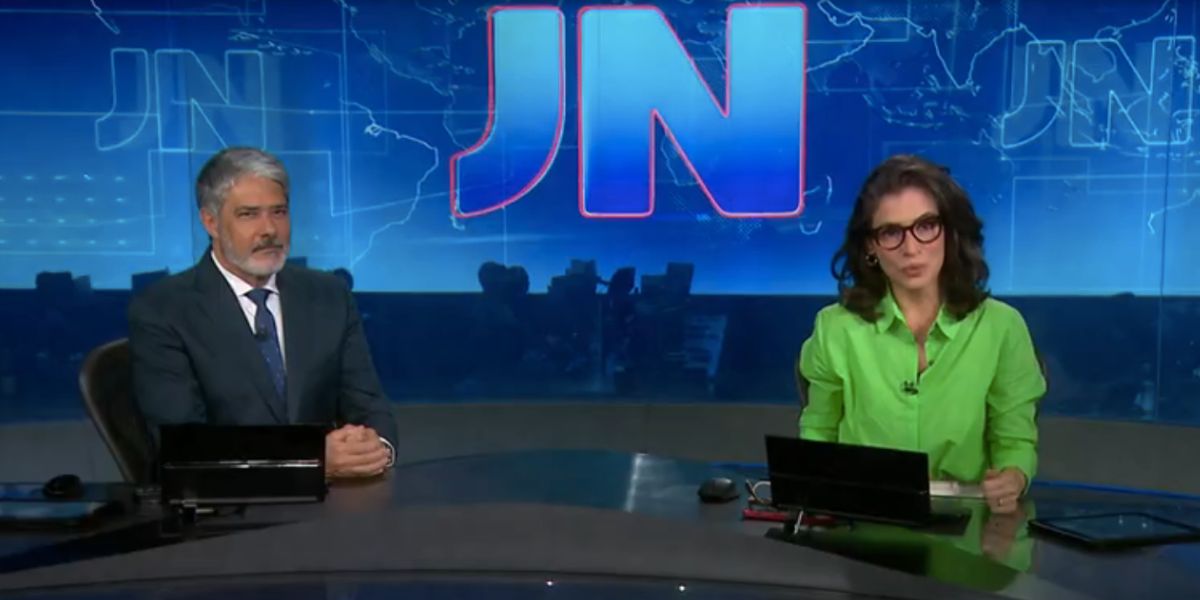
[865,253,879,267]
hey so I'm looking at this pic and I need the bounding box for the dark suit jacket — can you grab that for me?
[128,254,397,444]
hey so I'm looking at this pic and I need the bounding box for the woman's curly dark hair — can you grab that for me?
[832,154,989,322]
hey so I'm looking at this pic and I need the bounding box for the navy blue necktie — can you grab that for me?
[245,288,287,416]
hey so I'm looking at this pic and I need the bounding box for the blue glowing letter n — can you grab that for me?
[578,4,807,218]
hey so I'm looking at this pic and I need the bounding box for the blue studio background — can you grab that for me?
[0,0,1197,424]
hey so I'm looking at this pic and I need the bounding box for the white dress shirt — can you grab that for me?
[210,251,285,363]
[210,251,394,467]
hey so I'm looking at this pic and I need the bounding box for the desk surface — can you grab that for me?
[1,449,1199,600]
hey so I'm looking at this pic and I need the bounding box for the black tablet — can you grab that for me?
[1031,512,1200,549]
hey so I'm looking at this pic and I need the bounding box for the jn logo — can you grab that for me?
[97,49,266,152]
[451,4,809,219]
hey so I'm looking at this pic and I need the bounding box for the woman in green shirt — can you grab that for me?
[798,154,1046,515]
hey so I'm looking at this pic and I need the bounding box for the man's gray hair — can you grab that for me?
[195,147,290,215]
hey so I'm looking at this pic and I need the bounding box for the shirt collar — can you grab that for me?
[210,251,278,298]
[874,287,962,339]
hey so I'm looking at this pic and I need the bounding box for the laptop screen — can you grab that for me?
[765,435,932,524]
[159,424,325,463]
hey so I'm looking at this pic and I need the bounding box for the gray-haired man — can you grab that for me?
[129,147,397,479]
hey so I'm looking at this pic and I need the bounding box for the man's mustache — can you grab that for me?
[253,240,284,252]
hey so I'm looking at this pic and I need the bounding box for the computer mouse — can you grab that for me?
[42,473,84,500]
[697,476,739,503]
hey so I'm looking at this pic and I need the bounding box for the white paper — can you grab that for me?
[929,480,984,498]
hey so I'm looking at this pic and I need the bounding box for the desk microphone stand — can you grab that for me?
[159,500,247,539]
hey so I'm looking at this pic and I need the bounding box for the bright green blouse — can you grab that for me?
[797,293,1046,484]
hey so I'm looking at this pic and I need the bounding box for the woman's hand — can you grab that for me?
[982,467,1026,514]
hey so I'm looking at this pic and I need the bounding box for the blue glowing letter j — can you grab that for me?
[450,8,565,218]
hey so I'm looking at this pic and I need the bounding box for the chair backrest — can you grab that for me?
[1034,348,1048,423]
[78,338,154,483]
[796,370,810,409]
[1035,348,1049,393]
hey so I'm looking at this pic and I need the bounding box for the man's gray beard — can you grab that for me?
[219,233,287,277]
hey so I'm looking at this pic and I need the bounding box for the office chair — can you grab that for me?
[795,368,811,409]
[1035,349,1049,393]
[79,338,155,484]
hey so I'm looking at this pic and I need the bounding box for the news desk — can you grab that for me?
[1,449,1198,600]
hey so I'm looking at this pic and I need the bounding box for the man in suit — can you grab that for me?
[129,147,397,478]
